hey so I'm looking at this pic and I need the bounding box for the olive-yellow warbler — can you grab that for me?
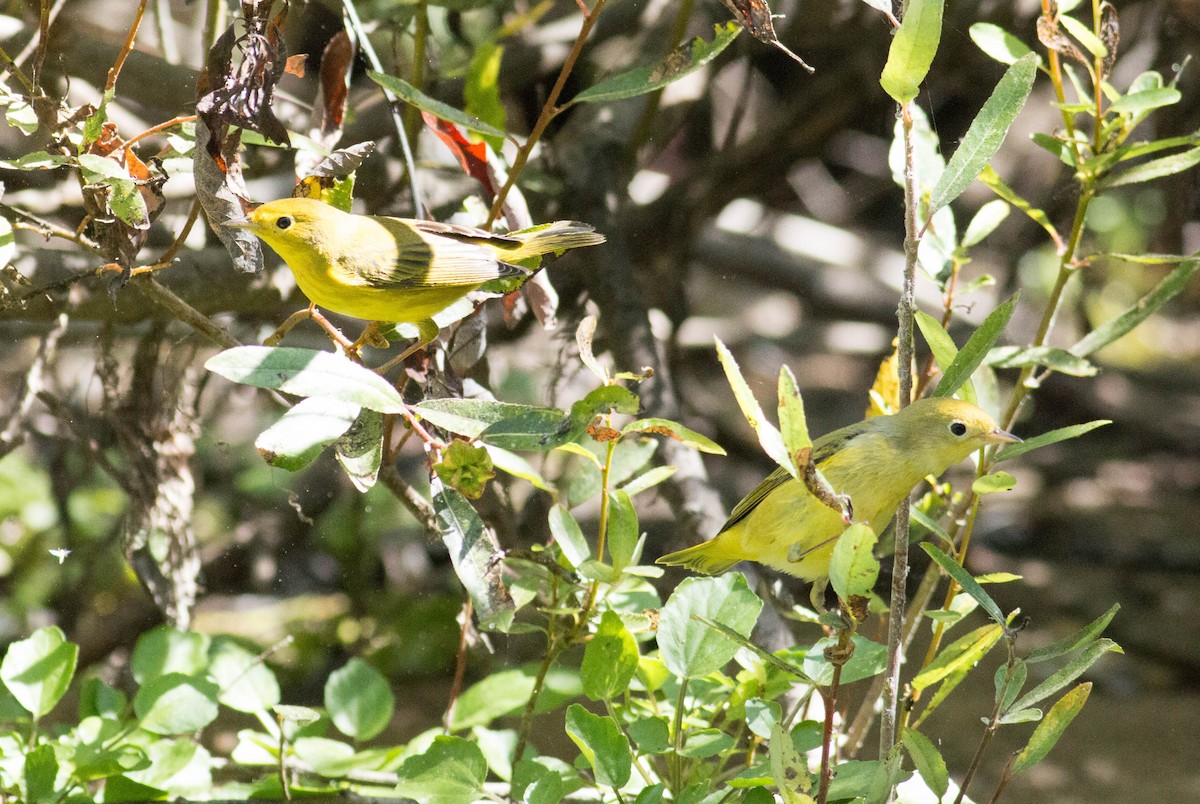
[226,197,603,336]
[657,398,1019,581]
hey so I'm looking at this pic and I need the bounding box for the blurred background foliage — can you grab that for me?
[0,0,1198,801]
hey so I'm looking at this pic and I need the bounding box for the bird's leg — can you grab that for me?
[264,304,317,346]
[350,322,391,354]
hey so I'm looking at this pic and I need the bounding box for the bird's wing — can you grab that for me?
[716,421,872,535]
[346,217,522,289]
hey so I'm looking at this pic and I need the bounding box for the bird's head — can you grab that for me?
[224,197,341,252]
[890,397,1021,474]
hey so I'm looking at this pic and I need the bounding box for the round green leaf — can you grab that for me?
[324,657,394,741]
[207,637,280,714]
[134,673,219,735]
[658,574,763,679]
[0,625,78,718]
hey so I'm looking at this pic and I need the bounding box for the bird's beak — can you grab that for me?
[983,427,1021,444]
[223,216,252,230]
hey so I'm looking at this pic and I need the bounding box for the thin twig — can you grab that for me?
[485,0,607,228]
[119,115,198,153]
[442,596,473,733]
[880,98,920,762]
[131,275,240,348]
[0,312,68,459]
[106,0,151,93]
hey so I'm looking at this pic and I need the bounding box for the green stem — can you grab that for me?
[404,0,429,147]
[582,436,618,616]
[670,677,689,792]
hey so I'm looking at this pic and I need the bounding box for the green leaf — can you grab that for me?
[1099,147,1200,189]
[622,418,725,455]
[1009,636,1118,714]
[433,481,514,631]
[1070,258,1200,357]
[932,294,1018,399]
[1012,682,1091,773]
[828,524,879,601]
[208,637,280,714]
[1,626,79,717]
[744,698,781,739]
[879,0,945,103]
[621,465,678,497]
[920,543,1007,626]
[464,42,506,147]
[582,610,639,701]
[969,22,1035,65]
[334,408,384,492]
[369,71,506,140]
[624,720,669,760]
[978,165,1060,242]
[548,503,590,569]
[255,397,360,470]
[802,635,887,686]
[109,179,150,228]
[205,347,405,413]
[928,53,1038,216]
[0,151,70,170]
[607,490,639,572]
[901,729,948,799]
[1026,603,1120,664]
[572,22,741,105]
[134,673,219,735]
[994,660,1028,715]
[1109,87,1181,116]
[479,408,579,452]
[0,216,13,270]
[485,445,551,491]
[777,364,812,461]
[987,345,1097,377]
[394,736,487,804]
[564,704,632,789]
[413,398,564,439]
[680,728,735,758]
[449,668,535,730]
[131,626,210,683]
[912,623,1005,691]
[961,199,1011,248]
[1058,14,1106,58]
[658,574,763,678]
[915,310,973,403]
[715,336,795,477]
[24,743,57,804]
[325,657,394,741]
[995,420,1110,462]
[972,471,1016,494]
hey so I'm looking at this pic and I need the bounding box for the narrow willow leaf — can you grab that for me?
[572,22,741,105]
[987,345,1097,377]
[928,53,1038,216]
[1099,147,1200,189]
[969,22,1035,65]
[961,199,1011,248]
[777,365,812,461]
[620,465,677,497]
[1058,14,1107,58]
[829,524,879,601]
[912,623,1005,691]
[622,417,726,455]
[1012,683,1092,773]
[979,166,1060,242]
[1026,604,1120,664]
[915,311,975,402]
[714,336,796,477]
[880,0,945,103]
[995,659,1029,713]
[206,347,406,413]
[995,420,1110,462]
[972,471,1016,494]
[1108,87,1181,115]
[901,729,949,799]
[1070,258,1200,356]
[691,616,819,686]
[919,543,1006,627]
[909,506,952,546]
[368,71,507,139]
[548,504,590,568]
[485,445,551,491]
[1007,639,1121,713]
[933,294,1018,399]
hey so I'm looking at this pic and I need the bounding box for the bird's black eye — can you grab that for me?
[275,216,292,230]
[950,421,967,437]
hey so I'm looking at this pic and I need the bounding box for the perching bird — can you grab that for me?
[226,197,604,346]
[657,397,1020,582]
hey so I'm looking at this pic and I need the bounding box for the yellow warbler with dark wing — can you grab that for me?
[658,398,1019,581]
[226,197,604,337]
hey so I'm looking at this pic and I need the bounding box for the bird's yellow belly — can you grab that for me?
[286,253,474,323]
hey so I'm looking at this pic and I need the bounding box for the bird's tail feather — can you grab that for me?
[657,539,743,575]
[505,221,605,261]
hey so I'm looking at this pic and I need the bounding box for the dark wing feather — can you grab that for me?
[350,217,516,289]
